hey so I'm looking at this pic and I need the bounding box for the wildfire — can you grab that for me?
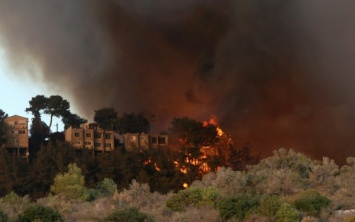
[144,159,161,171]
[217,127,224,137]
[203,114,225,137]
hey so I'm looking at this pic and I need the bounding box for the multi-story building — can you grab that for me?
[122,133,169,151]
[3,115,29,159]
[65,123,115,152]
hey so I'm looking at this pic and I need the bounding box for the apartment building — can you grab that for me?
[123,133,169,151]
[65,123,115,152]
[3,115,29,158]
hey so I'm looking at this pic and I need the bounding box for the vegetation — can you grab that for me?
[0,149,351,221]
[16,205,63,222]
[0,98,354,221]
[104,207,152,222]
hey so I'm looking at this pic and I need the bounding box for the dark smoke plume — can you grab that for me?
[0,0,355,163]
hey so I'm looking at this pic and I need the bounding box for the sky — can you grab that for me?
[0,47,64,132]
[0,1,355,164]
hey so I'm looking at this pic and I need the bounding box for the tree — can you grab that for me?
[25,95,47,118]
[44,95,70,129]
[94,107,118,130]
[28,116,50,160]
[62,112,87,129]
[50,163,91,201]
[0,109,8,146]
[170,117,217,147]
[227,143,260,171]
[116,112,150,133]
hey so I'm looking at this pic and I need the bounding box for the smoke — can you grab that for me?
[0,0,354,163]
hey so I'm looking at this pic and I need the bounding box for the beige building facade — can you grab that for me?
[123,133,169,151]
[65,123,115,152]
[4,115,29,158]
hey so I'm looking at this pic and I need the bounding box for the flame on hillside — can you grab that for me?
[203,114,225,137]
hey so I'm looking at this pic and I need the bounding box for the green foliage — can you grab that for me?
[276,203,300,222]
[292,189,330,216]
[257,194,282,217]
[0,211,8,222]
[166,187,219,212]
[50,163,91,201]
[104,207,152,222]
[0,192,31,219]
[217,194,259,221]
[96,178,117,197]
[16,205,63,222]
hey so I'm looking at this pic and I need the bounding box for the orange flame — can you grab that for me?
[204,115,225,137]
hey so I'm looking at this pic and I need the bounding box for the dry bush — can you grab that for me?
[38,195,118,222]
[0,192,31,221]
[171,206,221,222]
[301,216,319,222]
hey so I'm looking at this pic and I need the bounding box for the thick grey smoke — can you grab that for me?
[0,0,354,163]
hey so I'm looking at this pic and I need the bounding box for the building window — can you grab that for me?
[75,140,81,145]
[151,137,157,144]
[140,136,145,141]
[95,133,102,138]
[105,143,111,148]
[158,137,166,144]
[85,133,91,137]
[74,132,80,137]
[19,130,26,135]
[94,142,101,147]
[130,136,136,141]
[105,133,111,139]
[85,141,92,145]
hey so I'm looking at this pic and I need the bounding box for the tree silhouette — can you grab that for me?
[116,112,150,133]
[0,109,8,146]
[44,95,70,129]
[94,107,118,130]
[25,95,47,118]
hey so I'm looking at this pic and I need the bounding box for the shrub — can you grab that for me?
[16,205,63,222]
[104,207,153,222]
[96,178,117,197]
[257,195,282,217]
[301,216,319,222]
[217,194,259,221]
[0,211,8,222]
[0,192,31,220]
[50,163,91,201]
[166,188,202,212]
[276,203,299,222]
[166,187,219,212]
[292,189,330,216]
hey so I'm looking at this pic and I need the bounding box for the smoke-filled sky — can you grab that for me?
[0,0,355,163]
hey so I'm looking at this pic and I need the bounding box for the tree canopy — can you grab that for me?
[170,117,217,147]
[116,112,150,133]
[0,109,8,146]
[26,95,86,130]
[44,95,70,129]
[94,107,118,130]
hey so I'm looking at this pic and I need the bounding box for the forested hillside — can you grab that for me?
[0,149,354,221]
